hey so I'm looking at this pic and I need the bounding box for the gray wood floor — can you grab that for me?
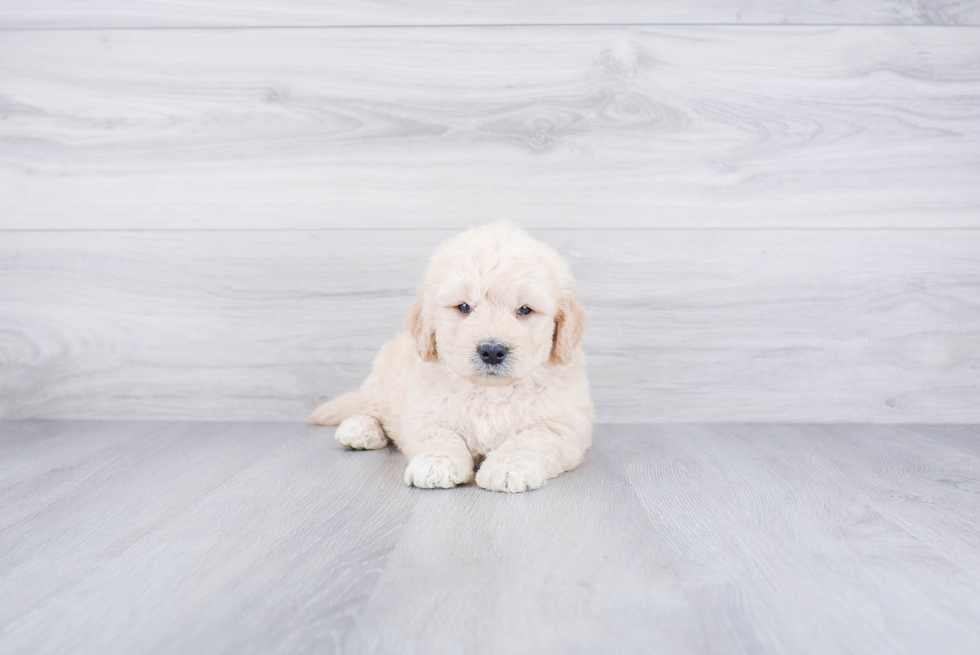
[2,421,979,654]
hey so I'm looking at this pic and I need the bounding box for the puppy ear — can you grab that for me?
[550,296,587,365]
[407,298,438,362]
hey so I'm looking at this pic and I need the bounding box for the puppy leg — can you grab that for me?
[335,414,388,450]
[477,427,587,493]
[402,429,474,489]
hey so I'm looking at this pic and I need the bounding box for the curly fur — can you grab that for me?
[310,222,594,493]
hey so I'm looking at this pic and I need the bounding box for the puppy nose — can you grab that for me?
[478,341,509,366]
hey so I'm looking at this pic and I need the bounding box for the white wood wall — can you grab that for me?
[1,2,978,422]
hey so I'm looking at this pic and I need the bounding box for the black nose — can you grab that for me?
[478,341,509,366]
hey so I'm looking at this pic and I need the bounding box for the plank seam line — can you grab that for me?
[1,23,979,32]
[3,227,980,234]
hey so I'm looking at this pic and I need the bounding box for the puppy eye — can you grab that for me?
[457,303,472,314]
[517,305,532,316]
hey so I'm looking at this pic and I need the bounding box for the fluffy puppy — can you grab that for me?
[310,222,593,493]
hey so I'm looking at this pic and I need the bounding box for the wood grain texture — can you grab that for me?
[0,421,418,654]
[3,421,980,654]
[343,441,704,654]
[2,27,979,230]
[612,423,980,655]
[2,229,978,423]
[2,0,979,28]
[917,424,980,458]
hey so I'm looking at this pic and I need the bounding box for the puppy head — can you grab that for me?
[408,222,586,385]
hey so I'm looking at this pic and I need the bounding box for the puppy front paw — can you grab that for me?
[335,415,388,450]
[476,453,547,493]
[404,455,474,489]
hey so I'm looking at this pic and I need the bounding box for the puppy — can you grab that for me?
[310,222,594,492]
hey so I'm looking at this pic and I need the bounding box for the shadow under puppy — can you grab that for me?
[310,222,594,492]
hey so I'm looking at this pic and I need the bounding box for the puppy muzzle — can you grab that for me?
[477,340,509,367]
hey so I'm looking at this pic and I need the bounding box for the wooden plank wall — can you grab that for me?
[3,1,980,28]
[1,2,978,422]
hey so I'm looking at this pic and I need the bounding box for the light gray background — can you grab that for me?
[3,5,980,654]
[2,2,978,422]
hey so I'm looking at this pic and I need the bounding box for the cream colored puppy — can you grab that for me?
[310,222,593,493]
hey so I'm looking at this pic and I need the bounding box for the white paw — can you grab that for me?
[404,455,473,489]
[476,454,547,493]
[335,415,388,450]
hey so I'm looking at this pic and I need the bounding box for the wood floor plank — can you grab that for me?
[897,424,980,459]
[2,0,978,28]
[3,229,978,423]
[342,428,704,654]
[799,425,980,568]
[0,420,60,444]
[3,421,980,654]
[0,421,171,511]
[2,27,978,230]
[615,423,980,655]
[0,421,417,655]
